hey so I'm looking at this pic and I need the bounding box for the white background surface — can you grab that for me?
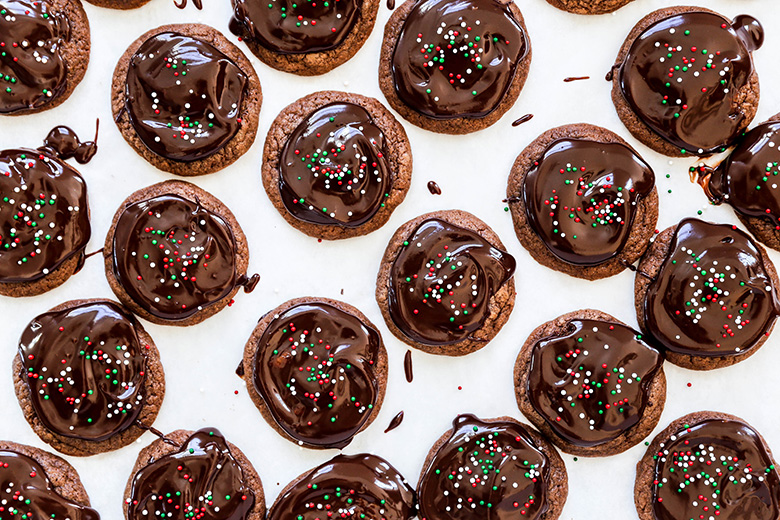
[1,0,780,518]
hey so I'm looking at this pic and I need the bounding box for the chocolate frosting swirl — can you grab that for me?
[111,193,238,321]
[528,319,662,447]
[0,148,90,284]
[19,301,148,442]
[419,414,549,520]
[523,138,655,266]
[268,453,416,520]
[650,419,780,520]
[391,0,528,120]
[619,12,763,155]
[0,0,69,114]
[279,102,391,228]
[388,218,515,346]
[125,32,248,162]
[229,0,360,55]
[127,428,255,520]
[643,218,780,357]
[0,449,100,520]
[253,302,381,448]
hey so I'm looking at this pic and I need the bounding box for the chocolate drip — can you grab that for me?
[388,218,515,346]
[391,0,528,119]
[174,0,203,9]
[563,76,589,82]
[268,453,416,520]
[40,121,99,164]
[427,181,442,195]
[512,113,533,126]
[134,421,181,447]
[523,138,655,266]
[386,0,394,9]
[237,273,260,293]
[385,411,404,432]
[403,349,413,382]
[253,302,381,448]
[128,429,255,520]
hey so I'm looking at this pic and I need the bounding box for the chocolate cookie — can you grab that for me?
[507,123,658,280]
[635,218,780,370]
[13,299,165,456]
[635,411,780,520]
[0,440,100,519]
[0,0,90,115]
[375,210,516,355]
[545,0,633,15]
[611,8,764,157]
[83,0,150,9]
[515,309,665,457]
[112,24,262,176]
[262,91,412,239]
[229,0,378,75]
[241,296,387,449]
[104,180,257,327]
[123,428,266,520]
[417,414,567,520]
[268,453,416,520]
[379,0,532,134]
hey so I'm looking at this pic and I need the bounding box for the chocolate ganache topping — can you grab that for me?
[523,138,655,266]
[127,428,255,520]
[619,12,764,155]
[419,414,550,520]
[279,102,391,227]
[0,148,90,284]
[388,218,515,346]
[528,319,662,447]
[111,194,239,321]
[125,32,248,162]
[0,0,69,114]
[253,302,381,449]
[650,419,780,520]
[268,453,416,520]
[0,450,100,520]
[229,0,360,54]
[41,124,98,165]
[643,218,780,357]
[391,0,528,120]
[19,301,148,441]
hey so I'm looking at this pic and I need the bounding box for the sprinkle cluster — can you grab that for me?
[266,0,341,28]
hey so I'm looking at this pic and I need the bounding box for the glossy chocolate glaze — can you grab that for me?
[125,32,248,162]
[528,319,662,447]
[19,301,148,441]
[111,194,238,321]
[0,449,100,520]
[229,0,360,54]
[391,0,528,119]
[0,0,69,114]
[252,302,381,448]
[619,12,763,155]
[268,453,416,520]
[41,124,98,164]
[127,428,255,520]
[644,218,780,357]
[0,148,90,284]
[419,414,549,520]
[388,218,515,345]
[279,102,390,227]
[650,419,780,520]
[523,138,655,266]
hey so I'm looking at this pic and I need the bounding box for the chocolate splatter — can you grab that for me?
[511,113,533,127]
[386,0,395,9]
[427,181,442,195]
[174,0,202,9]
[564,76,590,82]
[235,361,245,378]
[404,350,413,383]
[384,411,404,433]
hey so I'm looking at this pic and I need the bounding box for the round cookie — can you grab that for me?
[84,0,150,8]
[241,296,388,449]
[507,123,658,280]
[0,0,90,115]
[13,299,165,457]
[417,414,567,520]
[268,453,416,520]
[376,210,516,356]
[635,411,780,520]
[514,309,665,457]
[0,440,99,519]
[112,24,262,176]
[229,0,379,76]
[545,0,633,15]
[379,0,532,134]
[611,7,763,157]
[635,218,780,370]
[262,91,412,240]
[123,428,266,520]
[104,180,256,327]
